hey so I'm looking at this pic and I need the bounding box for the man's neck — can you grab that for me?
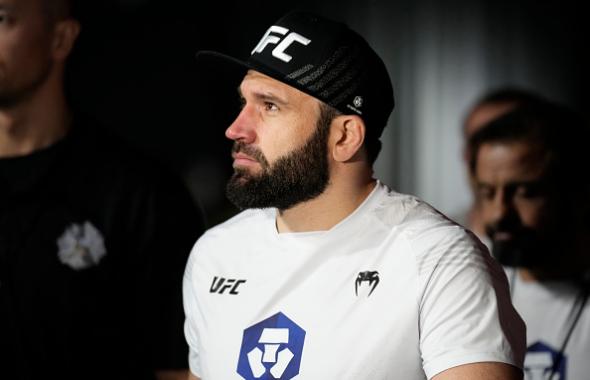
[0,73,71,158]
[276,169,376,233]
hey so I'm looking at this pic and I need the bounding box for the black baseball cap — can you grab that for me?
[196,11,395,138]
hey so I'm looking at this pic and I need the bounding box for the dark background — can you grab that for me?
[65,0,589,227]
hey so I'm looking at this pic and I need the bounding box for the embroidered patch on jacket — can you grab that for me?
[56,221,107,270]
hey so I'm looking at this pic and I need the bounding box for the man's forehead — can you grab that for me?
[477,141,552,179]
[0,0,17,8]
[241,70,318,104]
[0,0,43,12]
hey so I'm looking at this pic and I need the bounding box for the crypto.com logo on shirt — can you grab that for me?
[237,312,306,380]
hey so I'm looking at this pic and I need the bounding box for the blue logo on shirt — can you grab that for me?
[524,341,567,380]
[237,312,306,380]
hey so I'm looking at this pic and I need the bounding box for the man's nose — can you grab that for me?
[489,190,518,226]
[225,106,256,144]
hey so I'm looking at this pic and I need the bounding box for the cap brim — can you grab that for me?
[195,50,300,97]
[192,51,255,130]
[195,50,252,87]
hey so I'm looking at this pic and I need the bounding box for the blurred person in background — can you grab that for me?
[470,101,590,379]
[0,0,204,379]
[458,88,547,243]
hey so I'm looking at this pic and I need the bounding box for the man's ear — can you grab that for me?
[52,18,81,61]
[330,115,366,162]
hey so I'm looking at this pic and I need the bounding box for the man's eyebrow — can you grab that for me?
[253,91,288,106]
[237,85,289,106]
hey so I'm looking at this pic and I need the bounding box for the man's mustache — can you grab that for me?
[485,220,548,268]
[232,142,269,167]
[485,218,523,240]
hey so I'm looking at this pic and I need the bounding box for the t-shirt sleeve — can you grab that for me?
[413,226,526,379]
[183,249,203,377]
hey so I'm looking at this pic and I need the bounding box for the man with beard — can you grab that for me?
[0,0,203,379]
[456,88,547,243]
[184,11,525,380]
[470,102,590,379]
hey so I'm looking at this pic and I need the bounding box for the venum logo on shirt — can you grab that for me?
[355,271,380,297]
[524,341,567,380]
[237,312,306,380]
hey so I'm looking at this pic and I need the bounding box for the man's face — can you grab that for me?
[475,140,564,267]
[225,70,331,210]
[0,0,55,107]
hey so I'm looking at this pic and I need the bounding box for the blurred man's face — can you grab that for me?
[0,0,55,107]
[475,141,562,268]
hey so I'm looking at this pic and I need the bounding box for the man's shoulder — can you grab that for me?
[372,185,484,260]
[70,119,155,168]
[187,208,272,264]
[66,116,180,188]
[374,186,465,238]
[204,208,273,239]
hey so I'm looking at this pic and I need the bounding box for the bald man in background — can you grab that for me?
[458,88,547,242]
[0,1,203,379]
[469,100,590,379]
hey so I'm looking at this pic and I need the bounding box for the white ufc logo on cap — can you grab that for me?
[251,25,311,63]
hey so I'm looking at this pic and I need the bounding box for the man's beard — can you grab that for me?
[0,61,53,108]
[488,226,547,268]
[226,118,331,211]
[486,218,564,269]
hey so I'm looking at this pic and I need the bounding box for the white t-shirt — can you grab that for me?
[183,182,525,380]
[506,268,590,380]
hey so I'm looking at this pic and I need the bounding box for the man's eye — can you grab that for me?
[264,102,278,112]
[0,11,14,24]
[477,186,493,200]
[515,184,543,199]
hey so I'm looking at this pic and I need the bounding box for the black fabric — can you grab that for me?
[0,117,205,379]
